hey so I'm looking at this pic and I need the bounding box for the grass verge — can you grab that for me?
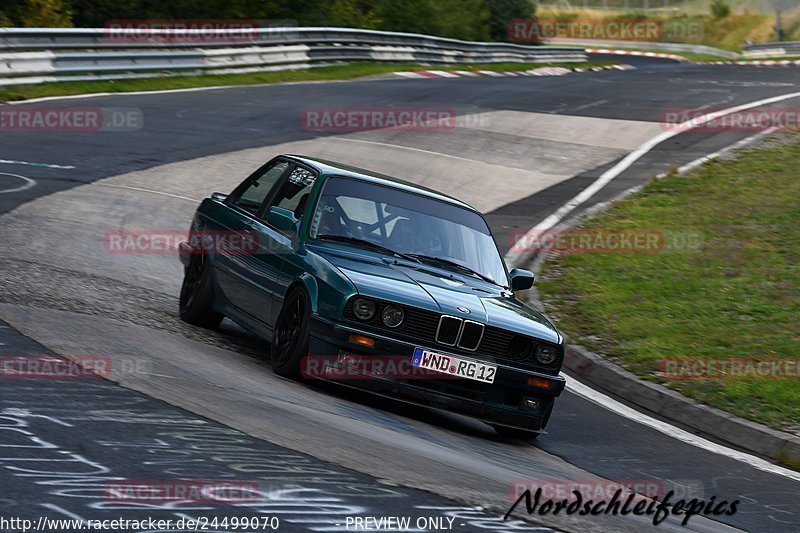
[0,60,611,103]
[537,9,789,51]
[536,135,800,434]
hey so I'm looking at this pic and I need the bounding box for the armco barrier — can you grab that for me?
[744,41,800,58]
[0,27,587,86]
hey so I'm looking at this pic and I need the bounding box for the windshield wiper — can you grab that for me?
[406,254,505,287]
[316,235,420,262]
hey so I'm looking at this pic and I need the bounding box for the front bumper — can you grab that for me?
[307,314,566,431]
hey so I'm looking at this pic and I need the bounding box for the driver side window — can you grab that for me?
[232,161,289,216]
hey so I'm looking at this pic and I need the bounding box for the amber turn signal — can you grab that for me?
[528,376,552,389]
[348,333,376,348]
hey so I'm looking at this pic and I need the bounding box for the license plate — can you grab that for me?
[412,347,496,384]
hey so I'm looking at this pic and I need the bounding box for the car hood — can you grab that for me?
[313,246,561,344]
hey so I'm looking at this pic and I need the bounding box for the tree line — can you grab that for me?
[0,0,535,41]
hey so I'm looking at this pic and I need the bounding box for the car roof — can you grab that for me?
[284,154,477,212]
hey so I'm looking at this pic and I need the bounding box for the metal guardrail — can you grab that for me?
[0,27,587,86]
[743,41,800,58]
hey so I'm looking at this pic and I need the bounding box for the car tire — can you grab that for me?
[271,287,311,379]
[179,253,224,329]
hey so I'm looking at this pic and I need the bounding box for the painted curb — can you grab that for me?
[585,48,690,62]
[548,38,738,59]
[394,64,635,79]
[702,59,800,66]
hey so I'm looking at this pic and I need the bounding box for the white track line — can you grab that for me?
[331,137,486,165]
[671,127,778,175]
[97,183,201,203]
[507,89,800,261]
[567,376,800,482]
[0,172,36,194]
[4,78,363,105]
[0,159,76,170]
[4,85,242,105]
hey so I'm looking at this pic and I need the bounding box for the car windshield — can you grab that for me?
[309,176,508,287]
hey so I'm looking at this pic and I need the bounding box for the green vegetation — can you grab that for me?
[537,8,776,50]
[710,0,731,20]
[696,12,773,50]
[537,136,800,433]
[0,60,611,103]
[0,0,536,42]
[737,56,800,61]
[3,0,800,48]
[0,0,72,26]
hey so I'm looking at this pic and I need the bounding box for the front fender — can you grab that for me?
[299,250,357,319]
[296,272,319,313]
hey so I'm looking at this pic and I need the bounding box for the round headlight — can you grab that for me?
[352,298,376,321]
[535,344,557,365]
[381,305,404,328]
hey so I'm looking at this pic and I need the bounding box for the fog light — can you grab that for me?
[348,333,375,348]
[521,396,544,411]
[337,352,363,368]
[528,376,552,389]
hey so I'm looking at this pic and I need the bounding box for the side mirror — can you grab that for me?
[268,206,299,234]
[211,192,228,202]
[509,268,535,291]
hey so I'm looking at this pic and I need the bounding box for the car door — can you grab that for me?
[212,159,291,325]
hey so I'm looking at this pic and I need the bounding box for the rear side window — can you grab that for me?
[232,161,289,215]
[268,167,317,222]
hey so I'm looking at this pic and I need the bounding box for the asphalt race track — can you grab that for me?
[1,59,800,532]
